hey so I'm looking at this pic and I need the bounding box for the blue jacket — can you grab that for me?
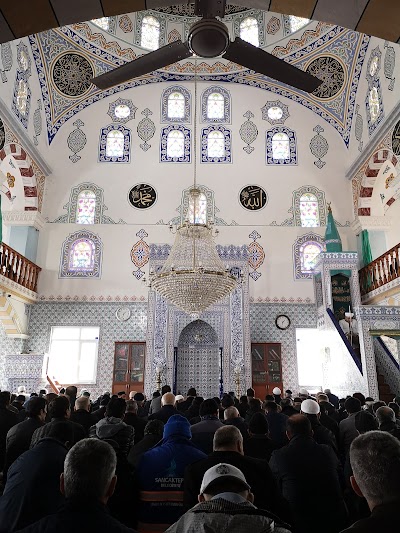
[136,435,206,527]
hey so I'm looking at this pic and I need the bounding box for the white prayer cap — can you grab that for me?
[272,387,282,395]
[301,399,320,415]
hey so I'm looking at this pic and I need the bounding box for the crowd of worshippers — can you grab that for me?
[0,384,399,533]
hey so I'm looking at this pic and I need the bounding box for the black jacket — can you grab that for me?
[0,438,68,533]
[224,416,249,441]
[30,418,85,448]
[0,407,18,468]
[266,411,289,448]
[244,434,278,462]
[127,433,162,468]
[148,405,177,424]
[14,500,136,533]
[90,406,106,424]
[190,417,224,454]
[183,450,290,521]
[340,501,399,533]
[123,413,146,444]
[269,435,347,533]
[5,417,43,475]
[70,409,92,436]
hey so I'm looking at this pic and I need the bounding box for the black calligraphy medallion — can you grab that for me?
[128,183,157,209]
[239,185,267,211]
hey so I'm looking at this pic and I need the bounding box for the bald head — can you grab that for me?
[213,425,243,454]
[162,392,176,406]
[75,396,89,411]
[224,406,239,421]
[376,406,396,425]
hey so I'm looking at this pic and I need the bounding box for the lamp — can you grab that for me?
[148,60,238,315]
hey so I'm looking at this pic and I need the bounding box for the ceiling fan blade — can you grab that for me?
[223,38,323,94]
[91,40,192,90]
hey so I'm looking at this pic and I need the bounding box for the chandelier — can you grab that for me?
[148,63,238,315]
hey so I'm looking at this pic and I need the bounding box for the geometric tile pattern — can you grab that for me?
[266,16,281,35]
[240,111,258,154]
[261,100,290,125]
[107,97,137,124]
[310,125,329,169]
[248,230,264,281]
[137,108,156,151]
[131,229,150,280]
[67,119,86,163]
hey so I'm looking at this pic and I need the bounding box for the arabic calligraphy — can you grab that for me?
[239,185,267,211]
[128,183,157,209]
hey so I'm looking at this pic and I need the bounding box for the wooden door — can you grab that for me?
[112,342,145,395]
[251,343,283,400]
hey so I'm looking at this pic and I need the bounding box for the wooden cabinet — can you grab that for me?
[112,342,145,395]
[251,343,283,400]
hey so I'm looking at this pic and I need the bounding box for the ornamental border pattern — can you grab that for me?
[160,85,191,123]
[59,230,103,279]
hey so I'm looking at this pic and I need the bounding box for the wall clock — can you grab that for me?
[275,314,291,330]
[116,307,131,322]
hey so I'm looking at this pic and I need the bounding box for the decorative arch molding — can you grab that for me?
[0,143,38,211]
[358,148,400,216]
[293,232,326,280]
[291,185,327,226]
[201,85,231,123]
[59,230,103,279]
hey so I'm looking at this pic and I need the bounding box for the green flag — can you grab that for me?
[361,229,373,267]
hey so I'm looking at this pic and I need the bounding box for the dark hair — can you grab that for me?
[39,389,47,396]
[389,402,400,417]
[117,391,126,397]
[106,398,126,419]
[355,410,379,433]
[345,397,361,414]
[16,395,26,403]
[30,393,38,398]
[47,420,74,444]
[287,414,312,437]
[187,388,197,397]
[49,396,70,418]
[134,393,144,402]
[221,395,234,409]
[213,397,221,406]
[264,400,278,412]
[353,392,366,407]
[239,395,248,404]
[249,412,269,434]
[373,401,386,413]
[152,391,161,398]
[286,390,292,395]
[100,395,110,407]
[228,391,235,397]
[0,391,11,408]
[26,397,47,418]
[248,398,262,412]
[365,397,374,402]
[246,388,255,398]
[199,399,219,417]
[59,388,66,395]
[265,394,274,401]
[65,386,77,397]
[161,385,171,395]
[144,419,164,436]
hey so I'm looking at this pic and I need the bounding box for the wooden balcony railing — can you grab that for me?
[0,242,41,292]
[359,242,400,297]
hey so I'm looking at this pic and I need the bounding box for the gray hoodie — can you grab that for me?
[89,417,134,456]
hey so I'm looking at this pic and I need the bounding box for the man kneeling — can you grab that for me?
[166,463,291,532]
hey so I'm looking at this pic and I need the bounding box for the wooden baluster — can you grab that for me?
[383,256,389,284]
[25,264,31,290]
[20,261,27,288]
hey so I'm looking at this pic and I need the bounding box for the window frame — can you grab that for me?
[239,16,260,47]
[293,232,326,280]
[140,15,161,50]
[59,230,103,279]
[201,125,232,163]
[99,124,131,163]
[201,86,231,124]
[161,85,191,123]
[47,326,100,385]
[266,126,297,165]
[160,125,191,163]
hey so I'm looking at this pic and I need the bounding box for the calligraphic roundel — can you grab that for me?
[128,183,157,209]
[239,185,268,211]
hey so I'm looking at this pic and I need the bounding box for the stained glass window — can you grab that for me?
[17,79,28,115]
[369,87,380,123]
[106,130,124,158]
[300,193,320,227]
[141,16,160,50]
[240,17,259,47]
[168,92,185,119]
[167,130,185,159]
[188,192,207,224]
[69,239,95,271]
[114,104,131,119]
[289,16,309,33]
[76,190,96,224]
[268,106,283,121]
[300,242,323,273]
[92,17,110,31]
[207,93,224,119]
[272,132,290,160]
[207,131,225,159]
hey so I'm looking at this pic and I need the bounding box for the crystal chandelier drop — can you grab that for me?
[148,63,238,315]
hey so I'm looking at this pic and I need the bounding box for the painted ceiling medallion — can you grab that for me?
[52,53,93,97]
[239,185,268,211]
[128,184,157,209]
[306,56,345,99]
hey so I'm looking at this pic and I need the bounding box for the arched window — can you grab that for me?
[60,231,102,278]
[106,130,124,158]
[69,239,95,271]
[207,131,225,159]
[141,16,160,50]
[293,233,325,279]
[266,127,297,165]
[201,126,231,163]
[161,86,191,123]
[99,124,131,163]
[272,132,290,160]
[167,130,185,159]
[76,190,96,224]
[91,17,110,31]
[288,15,309,33]
[188,192,207,224]
[300,193,320,227]
[240,17,259,47]
[168,91,185,119]
[207,93,224,120]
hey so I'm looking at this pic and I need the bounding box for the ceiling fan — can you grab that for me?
[92,0,322,93]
